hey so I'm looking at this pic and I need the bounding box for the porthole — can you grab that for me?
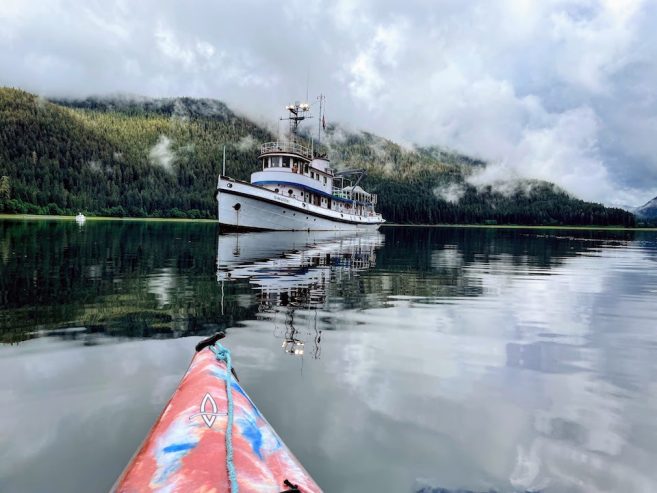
[233,203,241,211]
[288,189,293,195]
[274,188,279,193]
[226,183,233,188]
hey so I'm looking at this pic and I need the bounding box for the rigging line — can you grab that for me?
[210,342,239,493]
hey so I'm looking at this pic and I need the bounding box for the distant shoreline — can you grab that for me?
[1,214,655,231]
[382,223,657,231]
[0,214,218,223]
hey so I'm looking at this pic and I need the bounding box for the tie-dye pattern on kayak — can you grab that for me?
[113,348,322,493]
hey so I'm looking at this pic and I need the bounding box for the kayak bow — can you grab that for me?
[113,336,322,493]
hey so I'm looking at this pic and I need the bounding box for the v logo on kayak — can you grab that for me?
[189,393,225,428]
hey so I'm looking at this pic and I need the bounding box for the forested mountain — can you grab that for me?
[0,87,635,226]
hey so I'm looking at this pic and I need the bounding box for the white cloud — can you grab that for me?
[154,22,216,70]
[347,52,385,108]
[433,183,466,204]
[148,135,175,173]
[1,0,656,204]
[467,106,614,202]
[236,134,256,151]
[549,0,643,93]
[346,20,407,108]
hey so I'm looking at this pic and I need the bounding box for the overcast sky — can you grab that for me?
[1,0,656,205]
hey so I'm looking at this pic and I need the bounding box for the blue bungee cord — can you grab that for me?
[210,341,239,493]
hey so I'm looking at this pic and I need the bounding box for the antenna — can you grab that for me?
[222,145,226,176]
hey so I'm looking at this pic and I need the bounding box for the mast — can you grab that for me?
[317,94,324,146]
[281,101,311,138]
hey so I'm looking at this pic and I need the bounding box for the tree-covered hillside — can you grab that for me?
[319,128,633,225]
[0,87,635,226]
[0,88,271,218]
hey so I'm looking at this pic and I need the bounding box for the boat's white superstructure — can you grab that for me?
[216,101,385,231]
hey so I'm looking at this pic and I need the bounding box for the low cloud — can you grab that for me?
[462,107,613,203]
[87,160,102,173]
[236,134,256,152]
[434,183,466,204]
[148,135,175,173]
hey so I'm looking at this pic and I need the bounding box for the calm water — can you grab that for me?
[1,221,657,493]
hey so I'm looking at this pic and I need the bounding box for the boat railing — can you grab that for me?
[332,188,378,205]
[260,141,312,159]
[332,188,350,199]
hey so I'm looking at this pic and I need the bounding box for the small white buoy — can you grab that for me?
[75,212,86,224]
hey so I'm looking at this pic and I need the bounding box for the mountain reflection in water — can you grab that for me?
[1,221,657,492]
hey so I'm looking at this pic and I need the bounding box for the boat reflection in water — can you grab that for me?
[217,231,384,357]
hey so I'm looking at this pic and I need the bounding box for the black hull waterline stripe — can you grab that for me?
[217,188,381,226]
[218,223,272,232]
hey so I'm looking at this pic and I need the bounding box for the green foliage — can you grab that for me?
[0,175,9,200]
[0,87,636,226]
[0,88,268,218]
[363,175,635,226]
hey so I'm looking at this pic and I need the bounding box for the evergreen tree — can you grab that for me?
[0,87,636,226]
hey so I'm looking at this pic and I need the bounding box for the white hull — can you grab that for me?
[217,177,384,231]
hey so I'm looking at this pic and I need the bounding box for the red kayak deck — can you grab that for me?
[114,346,322,493]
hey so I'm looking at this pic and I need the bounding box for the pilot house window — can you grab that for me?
[282,156,290,167]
